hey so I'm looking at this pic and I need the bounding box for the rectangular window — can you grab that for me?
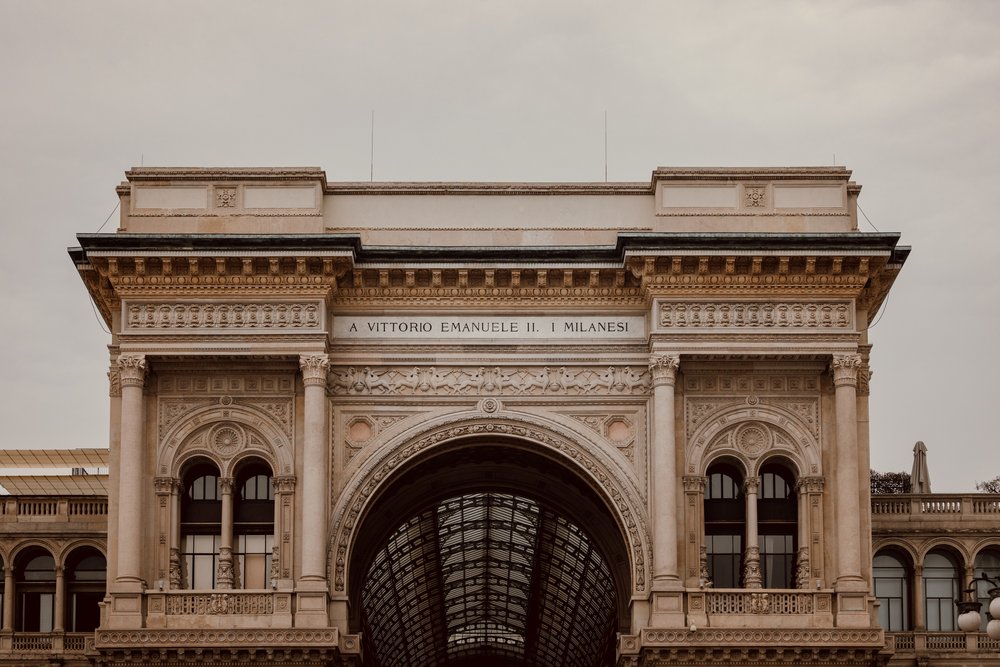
[236,533,275,589]
[706,533,742,588]
[183,534,220,589]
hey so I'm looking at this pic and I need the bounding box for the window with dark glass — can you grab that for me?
[923,550,960,631]
[873,551,911,631]
[181,462,222,589]
[757,463,797,589]
[704,463,745,588]
[234,461,275,589]
[15,550,56,632]
[65,548,106,632]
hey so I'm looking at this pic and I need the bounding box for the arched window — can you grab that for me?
[181,461,222,589]
[234,460,275,589]
[873,550,911,631]
[923,550,960,631]
[974,548,1000,631]
[757,462,797,589]
[15,548,55,632]
[65,547,106,632]
[704,462,745,588]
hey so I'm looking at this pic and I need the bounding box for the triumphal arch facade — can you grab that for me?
[70,166,908,666]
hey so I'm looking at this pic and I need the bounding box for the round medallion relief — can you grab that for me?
[735,422,771,458]
[209,424,244,458]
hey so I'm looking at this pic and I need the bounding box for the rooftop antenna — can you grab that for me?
[370,110,375,182]
[604,111,608,182]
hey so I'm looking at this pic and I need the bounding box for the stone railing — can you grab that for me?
[0,496,108,523]
[10,633,54,651]
[164,592,275,615]
[705,590,816,615]
[0,632,98,656]
[887,631,1000,653]
[871,494,1000,518]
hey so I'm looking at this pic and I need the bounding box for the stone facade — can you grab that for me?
[0,165,993,665]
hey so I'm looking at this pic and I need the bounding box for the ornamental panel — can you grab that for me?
[122,300,324,333]
[656,300,853,331]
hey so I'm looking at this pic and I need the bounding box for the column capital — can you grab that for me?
[743,476,759,495]
[830,354,863,387]
[154,476,174,494]
[274,475,297,493]
[117,354,147,388]
[299,354,330,387]
[682,475,707,493]
[796,476,826,494]
[649,354,680,387]
[219,476,234,493]
[108,367,122,397]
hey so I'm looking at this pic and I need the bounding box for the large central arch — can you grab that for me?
[329,411,650,666]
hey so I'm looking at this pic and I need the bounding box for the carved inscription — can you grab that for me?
[329,365,650,396]
[125,302,321,331]
[658,301,852,329]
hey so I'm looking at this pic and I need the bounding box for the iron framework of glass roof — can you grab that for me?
[360,491,617,667]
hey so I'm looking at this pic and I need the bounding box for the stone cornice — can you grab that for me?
[328,181,651,195]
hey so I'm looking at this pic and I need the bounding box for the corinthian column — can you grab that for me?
[649,354,680,588]
[116,354,147,588]
[832,354,864,589]
[299,354,329,583]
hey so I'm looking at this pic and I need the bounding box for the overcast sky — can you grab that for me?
[1,1,997,492]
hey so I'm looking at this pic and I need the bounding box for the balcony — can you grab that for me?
[0,496,108,524]
[685,589,837,629]
[0,632,95,658]
[872,494,1000,534]
[887,631,1000,655]
[144,590,293,629]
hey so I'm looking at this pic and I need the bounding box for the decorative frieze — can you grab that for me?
[158,374,295,394]
[124,301,322,331]
[684,372,821,394]
[657,301,852,330]
[329,365,650,396]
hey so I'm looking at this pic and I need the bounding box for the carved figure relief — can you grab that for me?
[329,365,650,396]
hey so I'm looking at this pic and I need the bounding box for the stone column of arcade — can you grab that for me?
[831,354,870,626]
[2,565,13,631]
[297,354,330,626]
[218,478,235,589]
[648,354,685,627]
[743,477,762,589]
[109,354,147,627]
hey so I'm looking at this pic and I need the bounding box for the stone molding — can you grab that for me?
[831,354,863,387]
[657,300,853,330]
[329,411,650,595]
[157,403,294,478]
[635,627,883,646]
[124,301,322,332]
[686,403,821,477]
[95,628,339,649]
[329,365,650,396]
[117,355,147,388]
